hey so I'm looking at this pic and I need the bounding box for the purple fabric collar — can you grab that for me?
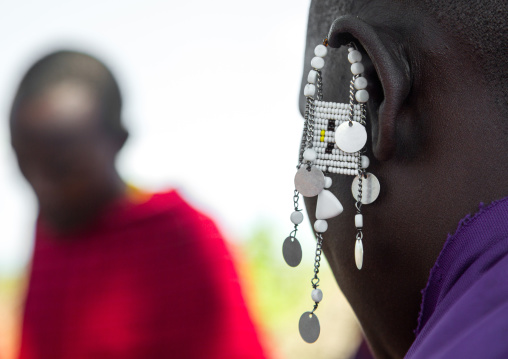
[415,196,508,336]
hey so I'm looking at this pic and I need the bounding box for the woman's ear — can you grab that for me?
[111,125,129,153]
[327,15,411,161]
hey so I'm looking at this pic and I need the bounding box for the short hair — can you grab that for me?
[10,50,124,136]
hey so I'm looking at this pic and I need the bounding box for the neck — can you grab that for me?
[41,175,127,234]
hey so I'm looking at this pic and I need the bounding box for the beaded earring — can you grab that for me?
[284,39,380,343]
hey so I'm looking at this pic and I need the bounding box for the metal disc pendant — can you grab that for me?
[335,122,367,153]
[299,311,320,343]
[294,165,325,197]
[282,236,302,267]
[352,172,380,204]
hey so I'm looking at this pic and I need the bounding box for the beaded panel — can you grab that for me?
[312,100,362,175]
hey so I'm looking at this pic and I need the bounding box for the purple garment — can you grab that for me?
[406,196,508,359]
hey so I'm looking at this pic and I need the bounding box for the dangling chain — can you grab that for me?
[300,101,310,165]
[310,233,324,313]
[306,96,316,149]
[304,69,322,154]
[348,74,359,125]
[355,102,366,246]
[290,189,301,238]
[355,168,364,240]
[316,70,323,100]
[303,56,327,324]
[356,103,367,226]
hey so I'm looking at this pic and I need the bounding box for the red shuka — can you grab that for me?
[19,190,266,359]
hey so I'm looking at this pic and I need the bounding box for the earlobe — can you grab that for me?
[327,15,411,161]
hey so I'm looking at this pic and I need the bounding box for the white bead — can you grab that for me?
[348,47,354,52]
[304,84,316,97]
[303,148,317,162]
[314,219,328,233]
[324,176,332,188]
[291,211,304,225]
[314,44,327,57]
[316,190,343,220]
[354,77,367,90]
[355,214,363,228]
[311,288,323,303]
[355,89,369,103]
[308,70,317,84]
[355,239,364,270]
[351,62,364,75]
[348,50,362,63]
[311,56,325,69]
[361,155,370,169]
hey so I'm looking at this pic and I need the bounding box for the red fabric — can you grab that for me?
[19,190,266,359]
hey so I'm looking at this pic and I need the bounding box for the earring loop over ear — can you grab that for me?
[284,37,381,343]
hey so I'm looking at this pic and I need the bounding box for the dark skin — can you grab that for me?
[300,1,508,358]
[11,81,127,233]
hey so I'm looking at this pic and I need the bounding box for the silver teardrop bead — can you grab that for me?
[355,239,364,270]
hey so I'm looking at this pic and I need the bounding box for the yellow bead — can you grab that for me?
[321,130,325,136]
[320,136,325,142]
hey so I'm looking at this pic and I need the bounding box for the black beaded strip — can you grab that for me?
[327,119,336,131]
[325,142,335,154]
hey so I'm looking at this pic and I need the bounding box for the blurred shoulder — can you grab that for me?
[147,190,217,228]
[133,189,224,247]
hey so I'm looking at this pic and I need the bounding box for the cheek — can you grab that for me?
[63,151,113,197]
[40,151,113,210]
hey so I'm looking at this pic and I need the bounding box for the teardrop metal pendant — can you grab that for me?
[283,236,302,267]
[355,239,364,270]
[299,312,320,343]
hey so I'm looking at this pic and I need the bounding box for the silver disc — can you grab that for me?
[294,166,325,197]
[299,312,320,343]
[351,172,380,204]
[335,121,367,153]
[282,236,302,267]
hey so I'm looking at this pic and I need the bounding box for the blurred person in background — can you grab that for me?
[10,51,266,359]
[299,0,508,358]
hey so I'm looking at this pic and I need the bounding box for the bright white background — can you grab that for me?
[0,0,314,275]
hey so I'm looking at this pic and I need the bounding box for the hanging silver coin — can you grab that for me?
[335,121,367,153]
[352,172,380,204]
[299,311,320,343]
[294,165,325,197]
[282,236,302,267]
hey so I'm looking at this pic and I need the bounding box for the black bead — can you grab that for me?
[327,119,336,131]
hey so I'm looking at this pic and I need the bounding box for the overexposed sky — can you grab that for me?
[0,0,315,275]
